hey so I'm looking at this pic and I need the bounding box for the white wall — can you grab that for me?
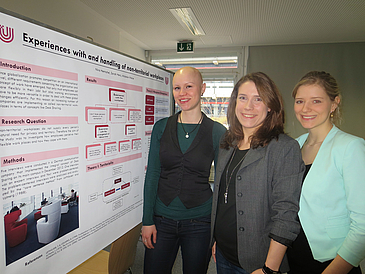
[0,0,146,60]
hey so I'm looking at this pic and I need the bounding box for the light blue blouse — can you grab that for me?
[297,125,365,266]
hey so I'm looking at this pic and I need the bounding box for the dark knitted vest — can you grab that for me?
[157,112,214,209]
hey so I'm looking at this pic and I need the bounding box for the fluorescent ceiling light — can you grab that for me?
[170,7,205,36]
[152,56,237,65]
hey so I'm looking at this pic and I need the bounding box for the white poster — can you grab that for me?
[0,9,172,274]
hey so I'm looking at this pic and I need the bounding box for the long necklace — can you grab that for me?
[224,147,247,203]
[180,112,203,139]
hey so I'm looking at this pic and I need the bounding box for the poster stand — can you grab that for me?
[68,222,142,274]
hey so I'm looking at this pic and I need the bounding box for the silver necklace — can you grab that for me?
[224,147,247,203]
[180,113,203,139]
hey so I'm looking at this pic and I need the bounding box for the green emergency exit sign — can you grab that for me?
[177,42,194,53]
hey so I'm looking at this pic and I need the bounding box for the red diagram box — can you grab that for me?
[145,105,154,115]
[145,95,155,105]
[145,116,154,125]
[121,182,130,190]
[104,189,116,197]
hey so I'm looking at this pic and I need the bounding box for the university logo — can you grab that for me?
[0,24,14,43]
[165,77,169,85]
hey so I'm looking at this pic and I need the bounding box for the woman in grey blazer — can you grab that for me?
[211,72,304,274]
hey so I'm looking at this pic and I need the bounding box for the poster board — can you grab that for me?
[0,8,172,274]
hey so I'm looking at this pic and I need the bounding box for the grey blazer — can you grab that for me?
[211,134,304,273]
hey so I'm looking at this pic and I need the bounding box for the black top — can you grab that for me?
[214,148,248,267]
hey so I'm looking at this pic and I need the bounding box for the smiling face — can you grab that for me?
[235,81,270,136]
[172,67,205,113]
[294,84,339,131]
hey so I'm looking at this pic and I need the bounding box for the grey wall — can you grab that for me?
[247,42,365,139]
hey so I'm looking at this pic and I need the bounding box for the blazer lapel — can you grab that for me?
[240,146,265,169]
[217,145,265,178]
[217,147,233,172]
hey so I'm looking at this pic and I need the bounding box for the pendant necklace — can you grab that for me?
[180,112,203,139]
[224,147,247,203]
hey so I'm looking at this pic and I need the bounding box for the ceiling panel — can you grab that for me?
[80,0,365,50]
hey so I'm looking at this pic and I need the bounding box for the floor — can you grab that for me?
[120,236,365,274]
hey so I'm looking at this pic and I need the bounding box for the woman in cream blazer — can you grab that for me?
[287,71,365,274]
